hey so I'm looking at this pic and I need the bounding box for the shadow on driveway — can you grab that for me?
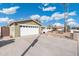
[21,35,40,56]
[0,39,15,47]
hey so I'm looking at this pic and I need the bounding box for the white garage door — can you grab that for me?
[20,25,39,36]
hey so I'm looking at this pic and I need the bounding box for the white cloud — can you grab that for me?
[51,11,76,20]
[8,19,14,23]
[30,15,51,23]
[67,18,77,27]
[67,18,75,22]
[42,3,49,6]
[30,15,40,20]
[69,11,76,16]
[0,17,14,23]
[30,11,76,23]
[66,18,79,27]
[40,16,50,22]
[51,12,63,20]
[39,3,56,11]
[0,6,20,14]
[42,6,56,11]
[51,12,68,20]
[67,21,77,26]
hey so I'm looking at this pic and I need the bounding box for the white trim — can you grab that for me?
[19,24,39,26]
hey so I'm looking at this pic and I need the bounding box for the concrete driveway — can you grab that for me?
[25,33,77,56]
[0,35,39,56]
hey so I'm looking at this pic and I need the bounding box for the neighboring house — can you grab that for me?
[41,26,52,33]
[53,23,64,31]
[9,20,41,38]
[55,26,64,30]
[54,26,64,32]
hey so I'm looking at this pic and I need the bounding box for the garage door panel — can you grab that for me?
[20,25,39,36]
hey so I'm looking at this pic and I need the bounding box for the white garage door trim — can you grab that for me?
[20,24,39,36]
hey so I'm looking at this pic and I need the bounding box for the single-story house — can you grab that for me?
[9,20,41,38]
[53,23,64,32]
[54,26,64,32]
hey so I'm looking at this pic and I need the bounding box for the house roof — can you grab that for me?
[9,19,41,26]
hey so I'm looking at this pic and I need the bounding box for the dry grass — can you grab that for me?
[47,31,71,39]
[47,31,79,41]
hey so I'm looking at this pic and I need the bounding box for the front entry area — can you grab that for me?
[20,25,39,36]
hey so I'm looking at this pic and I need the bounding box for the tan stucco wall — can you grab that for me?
[15,24,20,37]
[10,24,15,38]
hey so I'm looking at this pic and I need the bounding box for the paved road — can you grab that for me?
[25,34,77,56]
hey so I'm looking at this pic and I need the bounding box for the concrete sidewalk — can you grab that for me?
[0,35,39,56]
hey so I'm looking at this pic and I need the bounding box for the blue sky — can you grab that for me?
[0,3,79,26]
